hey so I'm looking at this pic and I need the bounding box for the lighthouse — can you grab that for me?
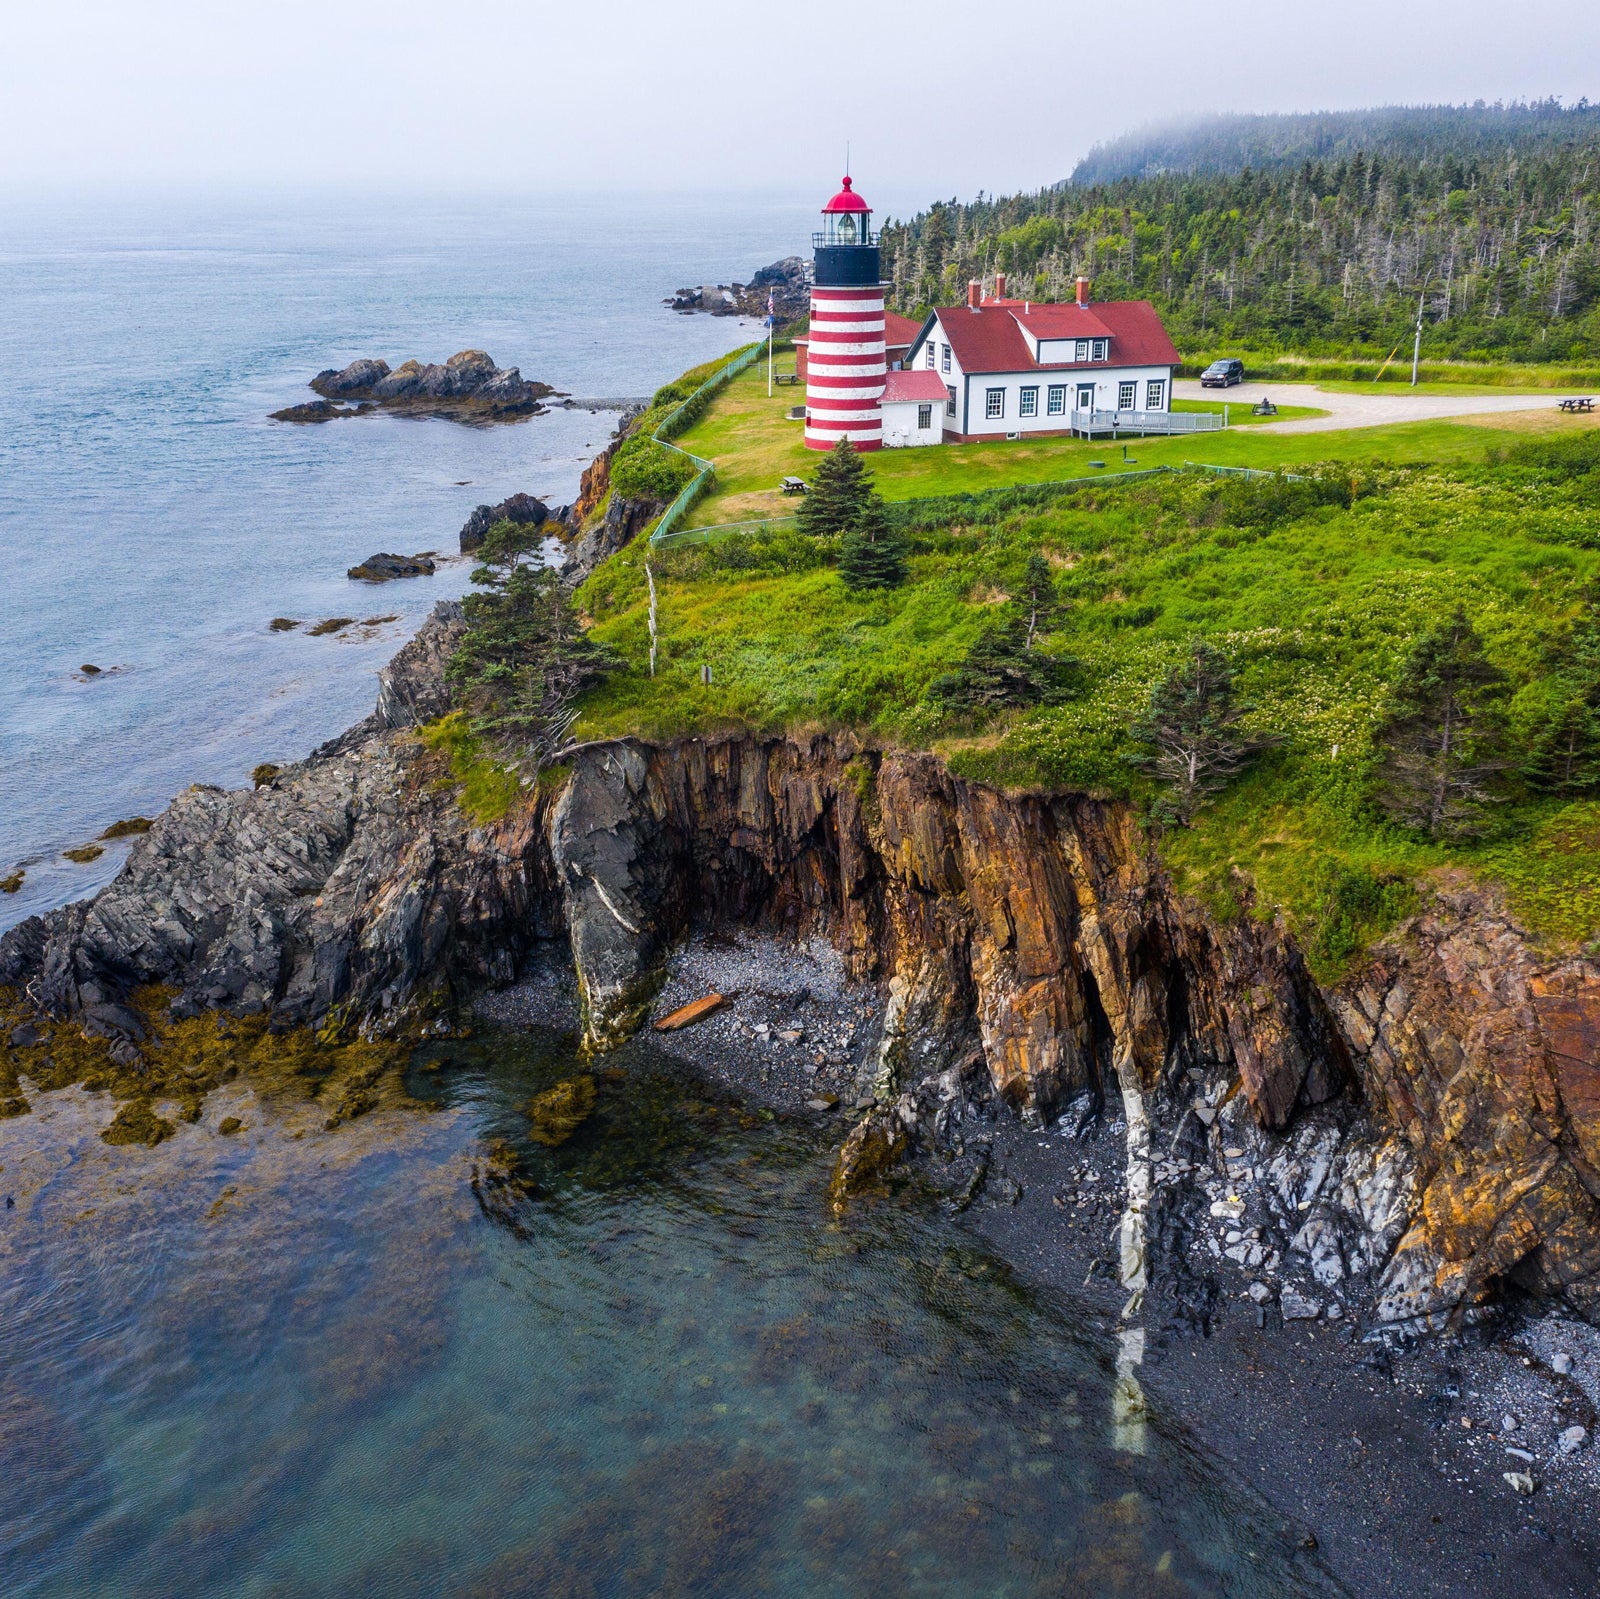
[804,176,886,451]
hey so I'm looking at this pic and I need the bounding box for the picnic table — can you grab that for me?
[781,475,807,495]
[774,372,800,386]
[1558,397,1595,413]
[1251,398,1278,417]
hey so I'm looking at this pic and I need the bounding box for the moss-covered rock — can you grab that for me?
[525,1076,597,1147]
[829,1110,908,1211]
[102,1099,175,1148]
[98,817,153,841]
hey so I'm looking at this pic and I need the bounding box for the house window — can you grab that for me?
[945,384,957,418]
[1093,339,1109,361]
[925,342,935,368]
[917,404,932,430]
[1075,339,1090,362]
[1047,384,1066,415]
[1118,380,1137,411]
[1019,386,1038,418]
[1146,378,1165,409]
[941,344,951,373]
[985,388,1006,420]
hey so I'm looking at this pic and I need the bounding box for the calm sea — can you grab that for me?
[0,189,805,931]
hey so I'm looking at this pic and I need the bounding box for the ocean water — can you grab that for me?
[0,189,802,931]
[0,1028,1341,1598]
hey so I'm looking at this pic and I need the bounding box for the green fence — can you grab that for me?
[653,514,800,549]
[1181,462,1308,482]
[647,343,767,545]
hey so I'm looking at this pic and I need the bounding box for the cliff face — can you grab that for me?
[541,734,1600,1332]
[6,642,1599,1332]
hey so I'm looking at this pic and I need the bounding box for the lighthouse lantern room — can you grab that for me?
[804,176,886,451]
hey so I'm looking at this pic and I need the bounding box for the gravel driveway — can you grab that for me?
[1174,377,1595,433]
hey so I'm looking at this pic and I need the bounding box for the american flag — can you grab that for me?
[766,291,775,326]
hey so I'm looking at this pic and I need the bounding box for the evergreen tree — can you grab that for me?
[1524,695,1600,795]
[1524,607,1600,794]
[796,437,872,538]
[1375,606,1508,839]
[1127,642,1274,824]
[932,622,1076,712]
[1019,552,1063,648]
[837,495,909,591]
[447,519,622,777]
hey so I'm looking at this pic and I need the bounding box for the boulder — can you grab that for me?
[347,553,436,582]
[311,358,390,397]
[459,493,550,553]
[270,398,370,423]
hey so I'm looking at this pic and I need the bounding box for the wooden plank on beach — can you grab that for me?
[653,993,726,1032]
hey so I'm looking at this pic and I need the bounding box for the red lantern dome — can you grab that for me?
[822,175,871,214]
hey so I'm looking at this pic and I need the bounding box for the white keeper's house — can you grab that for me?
[906,273,1181,442]
[798,173,1184,449]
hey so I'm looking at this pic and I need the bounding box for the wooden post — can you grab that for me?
[645,562,659,678]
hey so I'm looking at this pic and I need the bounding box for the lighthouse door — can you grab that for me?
[1076,382,1095,417]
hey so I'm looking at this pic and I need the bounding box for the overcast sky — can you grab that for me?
[5,1,1596,209]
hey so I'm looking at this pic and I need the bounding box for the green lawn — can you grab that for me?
[573,379,1600,971]
[1173,397,1329,424]
[1313,378,1600,398]
[1181,352,1600,389]
[674,363,1581,529]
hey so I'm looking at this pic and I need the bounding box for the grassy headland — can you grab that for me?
[563,356,1600,974]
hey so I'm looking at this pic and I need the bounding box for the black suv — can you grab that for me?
[1200,358,1245,388]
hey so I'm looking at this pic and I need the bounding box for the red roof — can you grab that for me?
[933,298,1179,374]
[883,311,922,350]
[822,175,871,214]
[1014,304,1116,341]
[882,369,950,404]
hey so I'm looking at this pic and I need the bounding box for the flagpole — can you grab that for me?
[767,303,773,398]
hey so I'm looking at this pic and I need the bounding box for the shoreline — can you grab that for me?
[485,930,1600,1599]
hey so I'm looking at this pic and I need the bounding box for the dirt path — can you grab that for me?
[1173,377,1594,433]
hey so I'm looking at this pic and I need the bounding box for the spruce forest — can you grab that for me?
[879,101,1600,362]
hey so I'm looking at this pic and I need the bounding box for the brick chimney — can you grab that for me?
[1075,275,1091,307]
[967,279,981,310]
[994,271,1007,300]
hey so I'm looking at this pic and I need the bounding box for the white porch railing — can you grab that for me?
[1071,408,1225,437]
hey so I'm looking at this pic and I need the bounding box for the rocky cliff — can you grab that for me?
[5,623,1598,1338]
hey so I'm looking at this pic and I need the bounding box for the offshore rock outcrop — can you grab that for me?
[5,620,1599,1336]
[273,350,556,424]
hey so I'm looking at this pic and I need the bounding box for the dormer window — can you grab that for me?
[1075,339,1089,362]
[1093,338,1109,361]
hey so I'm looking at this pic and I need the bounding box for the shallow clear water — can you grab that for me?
[0,190,804,928]
[0,1030,1339,1598]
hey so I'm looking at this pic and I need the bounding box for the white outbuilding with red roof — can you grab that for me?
[879,369,949,447]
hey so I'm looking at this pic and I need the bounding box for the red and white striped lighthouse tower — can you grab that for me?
[804,176,885,451]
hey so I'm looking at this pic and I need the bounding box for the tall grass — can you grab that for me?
[574,435,1600,960]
